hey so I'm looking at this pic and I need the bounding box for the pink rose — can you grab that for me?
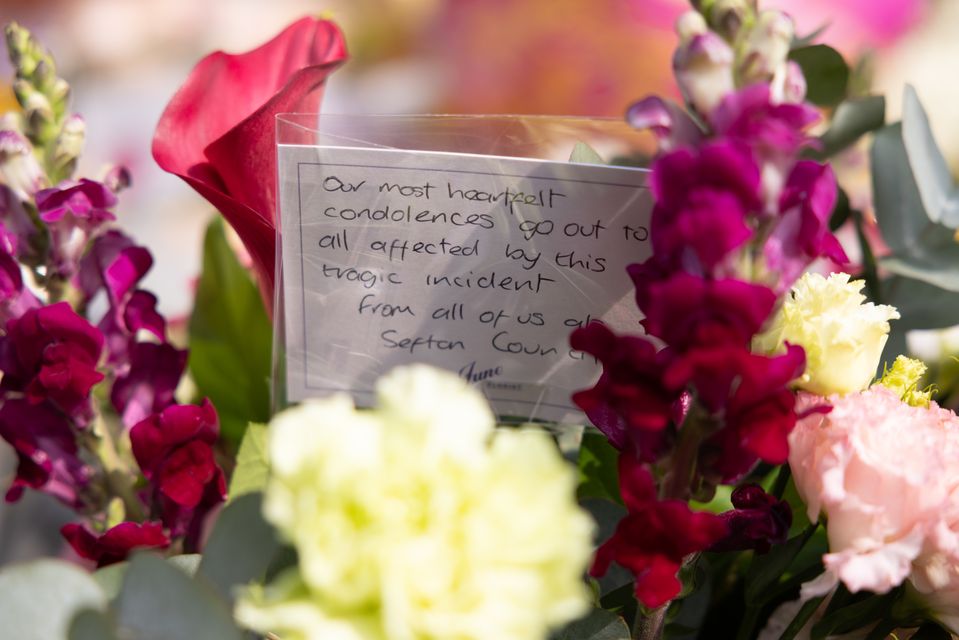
[790,387,959,600]
[152,18,347,306]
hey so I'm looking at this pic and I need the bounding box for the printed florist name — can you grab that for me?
[279,146,652,422]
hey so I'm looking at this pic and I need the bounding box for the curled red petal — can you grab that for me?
[152,18,348,303]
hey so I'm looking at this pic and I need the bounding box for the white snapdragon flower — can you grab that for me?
[673,11,736,115]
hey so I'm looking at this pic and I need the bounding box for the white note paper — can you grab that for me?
[277,145,652,423]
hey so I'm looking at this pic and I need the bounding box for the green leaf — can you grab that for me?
[0,559,107,640]
[779,596,827,640]
[788,45,849,106]
[599,582,639,630]
[885,275,959,331]
[114,553,242,640]
[68,610,118,640]
[578,429,622,504]
[744,524,818,604]
[198,492,281,605]
[550,607,631,640]
[872,123,959,291]
[228,422,270,500]
[901,85,959,227]
[570,141,605,164]
[791,23,829,49]
[810,590,899,640]
[92,563,128,602]
[815,95,885,158]
[828,187,851,232]
[168,553,202,577]
[93,554,201,602]
[189,217,273,445]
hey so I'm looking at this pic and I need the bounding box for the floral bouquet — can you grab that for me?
[3,1,959,639]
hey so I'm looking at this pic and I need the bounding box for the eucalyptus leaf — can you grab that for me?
[93,554,201,603]
[228,422,270,500]
[68,610,118,640]
[0,560,107,640]
[168,553,202,577]
[885,275,959,331]
[570,141,605,165]
[901,85,959,227]
[578,429,622,504]
[198,492,281,605]
[550,607,631,640]
[189,217,272,444]
[815,95,885,159]
[788,45,849,107]
[872,123,959,291]
[115,553,242,640]
[873,122,931,254]
[93,563,128,602]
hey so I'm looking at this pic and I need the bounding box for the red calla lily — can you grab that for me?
[152,17,348,307]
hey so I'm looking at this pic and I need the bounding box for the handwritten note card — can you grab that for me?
[277,145,652,423]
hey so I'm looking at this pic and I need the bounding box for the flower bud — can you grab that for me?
[13,79,58,145]
[676,10,709,40]
[0,121,46,199]
[706,0,756,40]
[625,95,703,151]
[5,23,70,146]
[674,15,736,115]
[737,10,794,86]
[48,114,85,184]
[779,60,807,104]
[3,23,35,75]
[102,165,132,193]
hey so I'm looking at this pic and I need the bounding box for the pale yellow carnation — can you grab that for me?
[236,365,594,640]
[753,272,900,396]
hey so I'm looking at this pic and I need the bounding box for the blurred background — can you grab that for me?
[0,0,951,562]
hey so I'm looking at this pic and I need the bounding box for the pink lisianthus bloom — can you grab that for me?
[790,387,959,598]
[152,18,347,309]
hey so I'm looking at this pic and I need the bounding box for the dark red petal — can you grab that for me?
[158,440,217,508]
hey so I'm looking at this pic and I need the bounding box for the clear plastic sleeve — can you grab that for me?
[274,114,653,425]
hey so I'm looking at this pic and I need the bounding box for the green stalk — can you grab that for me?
[93,416,144,523]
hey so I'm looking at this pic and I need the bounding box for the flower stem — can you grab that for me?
[93,417,144,522]
[662,410,705,501]
[632,605,667,640]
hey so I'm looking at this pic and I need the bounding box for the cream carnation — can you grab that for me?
[236,365,594,640]
[789,386,959,609]
[754,272,900,396]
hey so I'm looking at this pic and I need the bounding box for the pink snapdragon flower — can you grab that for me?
[790,387,959,597]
